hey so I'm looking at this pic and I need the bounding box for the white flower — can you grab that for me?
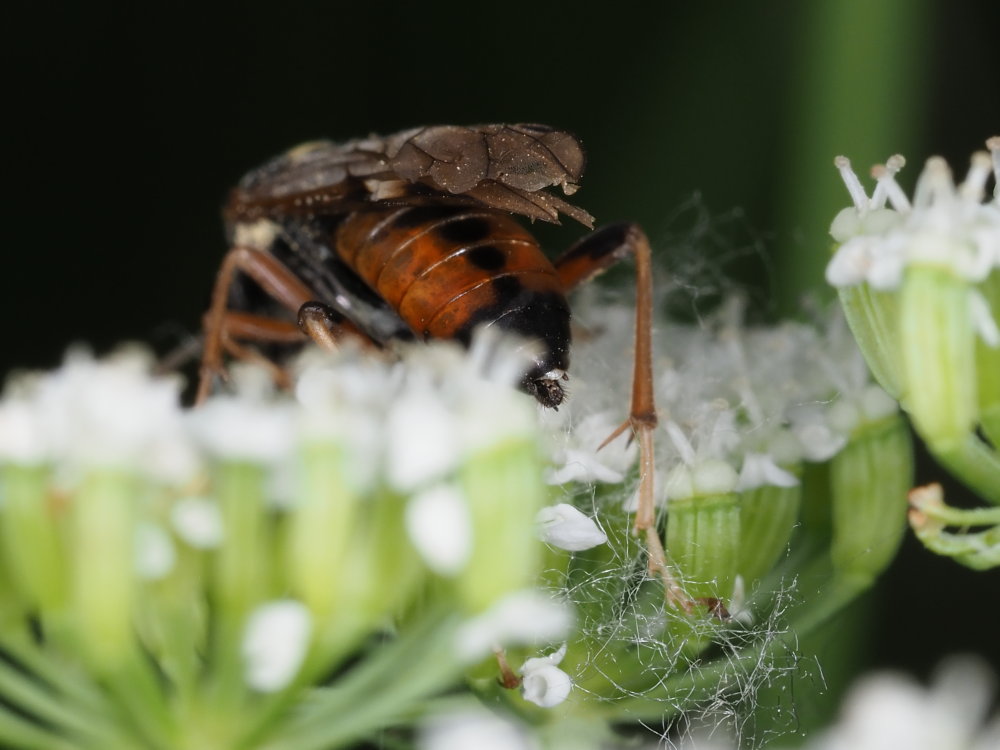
[827,141,1000,289]
[520,643,572,708]
[455,590,574,661]
[536,503,607,551]
[187,365,295,464]
[735,453,799,491]
[807,656,1000,750]
[134,522,176,580]
[544,411,638,485]
[405,483,472,575]
[418,708,538,750]
[2,348,194,481]
[787,404,848,462]
[242,600,312,692]
[170,496,224,549]
[0,395,48,464]
[386,390,459,490]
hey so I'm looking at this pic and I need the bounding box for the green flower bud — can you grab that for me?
[71,469,138,669]
[737,480,801,585]
[975,271,1000,446]
[900,267,978,446]
[829,414,912,586]
[837,284,904,400]
[457,436,546,613]
[212,461,269,618]
[285,440,360,620]
[666,491,740,603]
[0,464,67,614]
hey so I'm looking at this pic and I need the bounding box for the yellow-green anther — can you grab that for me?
[830,414,913,585]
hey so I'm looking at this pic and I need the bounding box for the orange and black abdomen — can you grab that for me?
[335,205,572,372]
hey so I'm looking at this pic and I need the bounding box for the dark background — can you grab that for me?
[4,0,1000,733]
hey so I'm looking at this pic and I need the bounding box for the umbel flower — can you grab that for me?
[0,287,912,747]
[827,137,1000,569]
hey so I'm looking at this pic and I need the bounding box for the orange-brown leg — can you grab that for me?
[555,224,692,612]
[197,246,366,404]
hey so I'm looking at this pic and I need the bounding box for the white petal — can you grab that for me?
[691,459,739,495]
[520,663,572,708]
[171,496,225,549]
[736,453,799,491]
[242,600,312,692]
[970,289,1000,347]
[134,522,175,580]
[418,709,537,750]
[825,240,871,287]
[405,484,472,575]
[386,393,458,490]
[0,399,48,464]
[188,396,294,464]
[536,504,607,551]
[455,590,573,661]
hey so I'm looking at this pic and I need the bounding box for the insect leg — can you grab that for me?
[198,247,368,404]
[556,224,692,612]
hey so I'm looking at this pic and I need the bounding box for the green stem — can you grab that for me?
[0,634,108,716]
[0,706,76,750]
[919,502,1000,527]
[102,655,177,749]
[0,658,121,747]
[263,611,462,750]
[926,434,1000,506]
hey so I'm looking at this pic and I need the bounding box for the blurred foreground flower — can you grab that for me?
[673,657,1000,750]
[828,137,1000,569]
[0,338,561,749]
[0,290,914,748]
[805,657,1000,750]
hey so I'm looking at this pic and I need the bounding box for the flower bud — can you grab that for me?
[285,440,362,619]
[975,273,1000,446]
[900,267,978,446]
[737,481,801,585]
[830,414,913,585]
[0,464,67,612]
[457,436,547,613]
[835,285,904,400]
[666,491,740,603]
[71,469,138,669]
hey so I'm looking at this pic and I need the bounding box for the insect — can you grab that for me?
[199,123,689,610]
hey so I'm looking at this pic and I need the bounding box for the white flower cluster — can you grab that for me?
[827,137,1000,290]
[0,338,586,701]
[543,297,894,507]
[0,347,197,482]
[0,335,539,489]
